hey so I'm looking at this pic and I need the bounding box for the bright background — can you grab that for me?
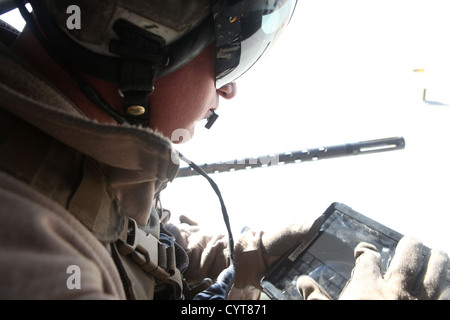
[3,0,450,254]
[166,0,450,254]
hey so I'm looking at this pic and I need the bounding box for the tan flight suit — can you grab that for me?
[0,30,229,299]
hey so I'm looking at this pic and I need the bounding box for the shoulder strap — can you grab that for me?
[113,216,183,299]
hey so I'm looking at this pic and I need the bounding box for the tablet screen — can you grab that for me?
[261,203,407,300]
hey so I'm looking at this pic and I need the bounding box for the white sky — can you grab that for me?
[2,0,450,254]
[167,0,450,254]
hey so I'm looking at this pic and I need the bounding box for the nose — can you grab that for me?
[217,82,237,100]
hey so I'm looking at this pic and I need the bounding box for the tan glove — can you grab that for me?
[297,236,449,300]
[165,215,228,285]
[232,214,325,295]
[165,212,325,299]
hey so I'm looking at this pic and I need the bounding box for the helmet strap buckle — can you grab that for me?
[110,19,169,127]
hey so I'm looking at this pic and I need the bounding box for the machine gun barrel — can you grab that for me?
[176,137,405,178]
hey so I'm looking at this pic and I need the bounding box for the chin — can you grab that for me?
[169,126,195,144]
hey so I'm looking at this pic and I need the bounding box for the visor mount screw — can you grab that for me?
[126,105,146,116]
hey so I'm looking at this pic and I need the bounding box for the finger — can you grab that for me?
[338,242,382,299]
[296,275,333,300]
[384,237,423,287]
[160,209,171,225]
[350,242,383,280]
[413,249,449,299]
[261,213,325,256]
[439,287,450,300]
[179,214,198,226]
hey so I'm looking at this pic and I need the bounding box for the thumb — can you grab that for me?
[179,215,199,226]
[261,214,325,258]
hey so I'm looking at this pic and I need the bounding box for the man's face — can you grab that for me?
[148,43,236,143]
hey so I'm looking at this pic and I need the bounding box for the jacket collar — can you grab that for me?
[0,45,179,229]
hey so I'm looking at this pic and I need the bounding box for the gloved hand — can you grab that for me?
[297,237,449,300]
[231,213,325,297]
[165,212,325,300]
[164,214,229,289]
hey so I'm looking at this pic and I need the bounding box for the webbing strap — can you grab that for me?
[116,217,173,279]
[115,217,183,299]
[109,19,169,127]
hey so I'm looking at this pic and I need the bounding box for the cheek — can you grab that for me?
[180,71,216,115]
[148,75,216,140]
[148,43,217,140]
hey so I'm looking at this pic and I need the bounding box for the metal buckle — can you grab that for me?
[117,218,171,280]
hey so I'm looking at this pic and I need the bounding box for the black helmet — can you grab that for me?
[16,0,297,126]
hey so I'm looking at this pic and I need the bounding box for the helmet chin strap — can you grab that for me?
[110,20,222,129]
[15,0,127,124]
[110,19,169,127]
[16,0,219,129]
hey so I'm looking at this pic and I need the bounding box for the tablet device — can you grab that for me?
[261,202,450,300]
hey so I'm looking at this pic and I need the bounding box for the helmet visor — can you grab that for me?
[214,0,297,88]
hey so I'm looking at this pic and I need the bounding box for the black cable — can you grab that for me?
[178,152,235,266]
[178,152,236,299]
